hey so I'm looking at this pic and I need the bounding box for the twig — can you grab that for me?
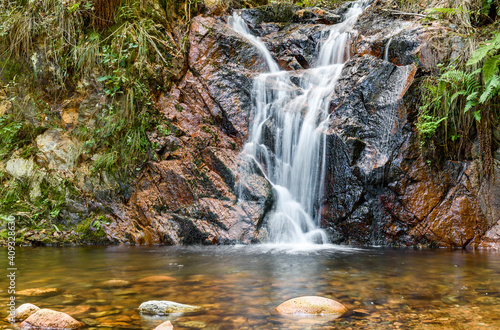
[381,9,427,18]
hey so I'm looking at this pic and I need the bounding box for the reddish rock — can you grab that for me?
[275,296,347,317]
[20,309,83,329]
[414,185,486,247]
[154,321,174,330]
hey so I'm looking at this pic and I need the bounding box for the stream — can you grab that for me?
[2,246,500,329]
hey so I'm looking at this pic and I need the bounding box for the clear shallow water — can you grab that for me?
[2,246,500,329]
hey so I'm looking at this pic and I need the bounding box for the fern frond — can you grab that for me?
[479,75,500,103]
[464,92,479,113]
[482,54,500,85]
[441,69,466,84]
[450,90,467,104]
[467,33,500,66]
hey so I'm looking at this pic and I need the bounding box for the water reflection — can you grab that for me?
[1,246,500,329]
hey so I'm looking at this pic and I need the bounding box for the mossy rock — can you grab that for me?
[76,217,110,244]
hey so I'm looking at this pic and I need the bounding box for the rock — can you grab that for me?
[137,275,176,283]
[17,288,61,297]
[95,0,499,248]
[20,309,83,329]
[8,303,40,322]
[35,129,80,174]
[100,279,131,287]
[177,321,207,328]
[353,6,450,70]
[154,321,174,330]
[5,158,36,179]
[58,305,92,318]
[275,296,347,317]
[139,300,203,315]
[292,8,342,24]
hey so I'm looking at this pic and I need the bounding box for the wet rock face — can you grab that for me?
[104,2,497,248]
[318,52,490,247]
[105,15,274,245]
[353,7,455,70]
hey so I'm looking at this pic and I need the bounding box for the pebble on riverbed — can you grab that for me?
[7,303,40,322]
[154,320,174,330]
[275,296,347,318]
[139,300,203,315]
[20,309,83,329]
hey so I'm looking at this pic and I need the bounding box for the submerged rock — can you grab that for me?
[100,279,131,287]
[154,320,174,330]
[17,288,61,297]
[139,300,203,315]
[275,296,347,317]
[20,309,83,329]
[137,275,176,283]
[8,303,40,322]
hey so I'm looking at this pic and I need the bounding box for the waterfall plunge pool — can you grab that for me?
[2,246,500,329]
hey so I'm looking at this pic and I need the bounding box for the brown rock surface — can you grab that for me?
[104,15,273,245]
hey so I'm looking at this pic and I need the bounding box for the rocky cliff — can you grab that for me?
[102,1,499,248]
[3,1,499,248]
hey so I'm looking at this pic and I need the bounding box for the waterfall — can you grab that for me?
[230,1,370,245]
[384,38,393,62]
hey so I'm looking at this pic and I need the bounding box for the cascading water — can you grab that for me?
[384,38,393,62]
[230,1,370,245]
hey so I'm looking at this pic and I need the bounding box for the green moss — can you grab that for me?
[0,58,25,82]
[76,216,110,244]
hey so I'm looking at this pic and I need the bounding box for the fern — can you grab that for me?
[482,54,500,84]
[425,6,467,17]
[466,33,500,66]
[479,75,500,103]
[464,92,479,112]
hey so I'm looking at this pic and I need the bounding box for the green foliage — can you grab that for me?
[418,31,500,167]
[425,6,468,19]
[0,170,70,230]
[0,114,44,160]
[481,0,500,17]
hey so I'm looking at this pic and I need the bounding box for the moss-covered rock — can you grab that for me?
[75,217,111,244]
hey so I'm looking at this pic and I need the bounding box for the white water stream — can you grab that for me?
[230,1,370,244]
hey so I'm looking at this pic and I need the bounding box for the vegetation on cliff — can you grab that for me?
[386,0,500,178]
[0,0,181,243]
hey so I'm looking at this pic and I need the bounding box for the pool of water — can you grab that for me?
[2,245,500,329]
